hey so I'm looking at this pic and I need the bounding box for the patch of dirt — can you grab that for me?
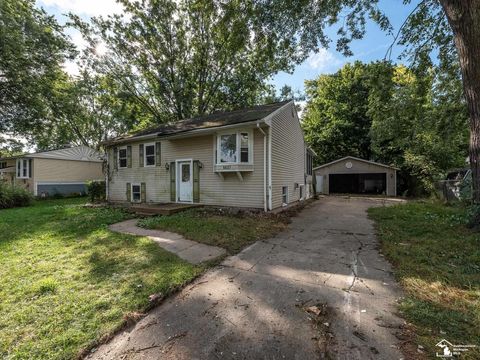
[300,302,335,359]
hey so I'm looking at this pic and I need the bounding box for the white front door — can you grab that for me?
[178,161,193,202]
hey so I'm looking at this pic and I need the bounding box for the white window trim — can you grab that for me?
[216,129,253,165]
[16,158,30,179]
[118,146,128,169]
[282,186,289,206]
[144,142,156,167]
[131,183,142,203]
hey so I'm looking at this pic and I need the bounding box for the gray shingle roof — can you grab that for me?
[108,100,290,144]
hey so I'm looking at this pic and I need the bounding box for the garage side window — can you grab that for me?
[282,186,288,206]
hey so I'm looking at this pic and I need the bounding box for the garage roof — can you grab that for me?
[313,156,399,171]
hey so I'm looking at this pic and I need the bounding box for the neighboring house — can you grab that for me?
[0,146,104,196]
[104,100,314,211]
[314,156,398,196]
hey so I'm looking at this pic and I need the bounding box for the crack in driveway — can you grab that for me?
[88,197,405,360]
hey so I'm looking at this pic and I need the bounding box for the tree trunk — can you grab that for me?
[440,1,480,203]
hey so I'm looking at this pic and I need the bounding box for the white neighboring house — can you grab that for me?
[0,145,104,196]
[104,101,315,211]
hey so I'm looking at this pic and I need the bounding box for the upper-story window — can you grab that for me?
[217,131,252,164]
[118,147,127,168]
[144,143,155,166]
[16,159,30,178]
[0,161,7,169]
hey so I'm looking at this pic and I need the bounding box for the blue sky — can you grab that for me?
[37,0,418,93]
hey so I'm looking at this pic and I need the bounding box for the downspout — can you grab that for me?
[257,123,267,212]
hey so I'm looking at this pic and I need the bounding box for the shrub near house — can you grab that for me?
[0,183,32,209]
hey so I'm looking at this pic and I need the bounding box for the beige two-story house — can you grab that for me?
[0,146,104,196]
[104,101,315,211]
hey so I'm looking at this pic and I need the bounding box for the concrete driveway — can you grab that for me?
[90,197,405,360]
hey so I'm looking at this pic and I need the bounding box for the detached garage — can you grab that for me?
[314,156,397,196]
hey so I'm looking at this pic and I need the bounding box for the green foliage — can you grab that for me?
[86,180,106,202]
[0,198,200,359]
[0,183,33,209]
[70,0,291,127]
[303,61,379,164]
[0,0,74,135]
[303,61,468,196]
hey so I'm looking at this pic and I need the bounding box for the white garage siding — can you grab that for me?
[314,157,397,196]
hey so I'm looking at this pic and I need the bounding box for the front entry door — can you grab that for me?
[178,161,193,202]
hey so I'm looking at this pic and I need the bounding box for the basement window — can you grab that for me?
[131,183,141,202]
[282,186,288,206]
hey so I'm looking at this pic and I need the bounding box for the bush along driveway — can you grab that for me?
[369,201,480,359]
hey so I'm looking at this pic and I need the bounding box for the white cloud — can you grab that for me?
[38,0,123,17]
[306,49,342,71]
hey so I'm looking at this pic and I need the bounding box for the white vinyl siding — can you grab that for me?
[270,103,306,209]
[108,129,264,208]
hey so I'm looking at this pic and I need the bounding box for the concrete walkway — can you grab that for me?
[109,219,226,264]
[93,198,405,360]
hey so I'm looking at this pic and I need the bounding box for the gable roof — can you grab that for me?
[106,100,291,145]
[313,156,399,171]
[0,145,103,162]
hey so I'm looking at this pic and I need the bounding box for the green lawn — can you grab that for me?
[369,202,480,359]
[0,198,202,360]
[138,208,288,254]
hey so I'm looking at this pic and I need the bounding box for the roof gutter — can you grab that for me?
[105,119,272,146]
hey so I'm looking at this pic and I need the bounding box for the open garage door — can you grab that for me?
[329,173,386,195]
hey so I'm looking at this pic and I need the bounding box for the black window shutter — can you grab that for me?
[127,146,132,168]
[155,142,161,166]
[170,162,176,202]
[28,159,33,178]
[193,160,200,203]
[141,182,146,202]
[126,182,131,202]
[139,144,144,167]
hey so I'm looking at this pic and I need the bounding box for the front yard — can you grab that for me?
[0,199,291,359]
[0,198,203,359]
[369,202,480,359]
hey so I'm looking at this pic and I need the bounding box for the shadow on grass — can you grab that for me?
[368,201,480,358]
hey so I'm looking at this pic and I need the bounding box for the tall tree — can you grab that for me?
[368,65,468,195]
[303,61,468,195]
[71,0,291,126]
[0,0,74,135]
[254,0,480,202]
[303,62,381,164]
